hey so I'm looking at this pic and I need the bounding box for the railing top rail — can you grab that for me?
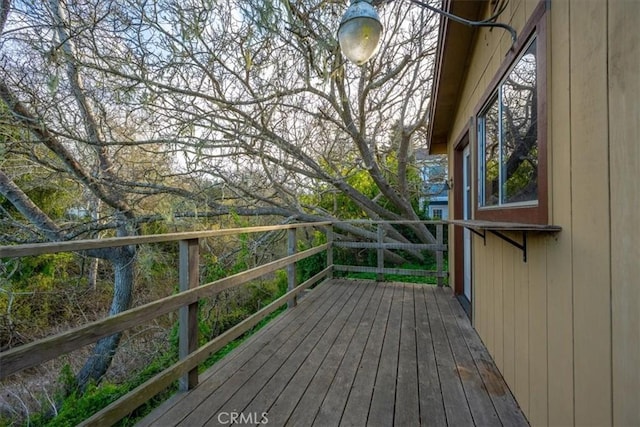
[0,221,331,258]
[332,220,445,224]
[0,220,445,258]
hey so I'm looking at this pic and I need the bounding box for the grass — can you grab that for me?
[341,261,450,285]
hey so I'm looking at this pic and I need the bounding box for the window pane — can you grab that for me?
[501,40,537,203]
[483,98,500,206]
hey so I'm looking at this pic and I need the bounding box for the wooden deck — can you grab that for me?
[138,279,528,426]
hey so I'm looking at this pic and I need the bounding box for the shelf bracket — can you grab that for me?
[489,230,528,262]
[467,227,486,245]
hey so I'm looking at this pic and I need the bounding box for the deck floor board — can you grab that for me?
[311,283,385,427]
[139,279,528,427]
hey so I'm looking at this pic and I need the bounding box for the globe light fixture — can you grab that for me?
[338,0,517,65]
[337,0,383,65]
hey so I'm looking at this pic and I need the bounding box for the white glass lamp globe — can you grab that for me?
[337,0,383,65]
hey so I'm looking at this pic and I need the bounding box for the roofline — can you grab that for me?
[427,0,485,154]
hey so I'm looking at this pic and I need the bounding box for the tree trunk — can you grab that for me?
[75,244,135,391]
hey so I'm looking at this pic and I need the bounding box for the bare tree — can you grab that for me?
[0,0,440,392]
[1,0,138,391]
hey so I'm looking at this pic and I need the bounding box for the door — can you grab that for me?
[463,145,472,302]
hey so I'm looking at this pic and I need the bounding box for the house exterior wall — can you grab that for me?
[445,0,640,425]
[427,204,448,220]
[609,2,640,425]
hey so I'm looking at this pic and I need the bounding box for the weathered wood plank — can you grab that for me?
[546,1,575,424]
[259,282,378,426]
[147,279,350,426]
[493,240,504,373]
[367,284,402,426]
[137,279,337,427]
[376,225,384,281]
[287,228,297,309]
[334,265,447,278]
[445,286,529,426]
[302,284,385,426]
[179,239,200,391]
[502,242,516,388]
[414,286,446,425]
[137,281,528,427]
[339,283,394,426]
[333,241,448,251]
[514,247,530,415]
[0,222,332,258]
[435,287,501,426]
[424,286,474,426]
[225,283,368,426]
[180,282,363,425]
[394,285,420,426]
[527,238,548,425]
[447,219,561,232]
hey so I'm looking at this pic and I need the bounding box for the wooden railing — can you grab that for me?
[331,221,447,286]
[0,220,447,426]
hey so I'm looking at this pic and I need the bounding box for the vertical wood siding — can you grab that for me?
[569,0,612,424]
[446,0,639,425]
[609,1,640,425]
[546,0,575,424]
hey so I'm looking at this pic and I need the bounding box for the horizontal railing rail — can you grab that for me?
[0,222,331,258]
[82,266,332,426]
[0,244,328,378]
[0,220,447,426]
[331,221,447,286]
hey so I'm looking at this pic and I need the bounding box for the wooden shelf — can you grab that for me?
[446,220,562,262]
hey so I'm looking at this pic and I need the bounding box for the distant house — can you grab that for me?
[415,149,448,219]
[428,1,639,426]
[66,206,90,219]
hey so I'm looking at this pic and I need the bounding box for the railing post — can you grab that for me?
[179,238,199,391]
[287,228,297,308]
[377,225,384,282]
[327,225,334,279]
[436,223,444,287]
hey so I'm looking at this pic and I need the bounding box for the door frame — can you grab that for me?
[453,123,473,318]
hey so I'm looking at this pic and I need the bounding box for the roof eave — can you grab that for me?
[427,0,485,154]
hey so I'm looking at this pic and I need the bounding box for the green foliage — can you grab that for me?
[21,267,290,426]
[0,151,80,221]
[5,253,74,288]
[201,305,286,371]
[296,231,326,283]
[0,254,99,347]
[198,273,287,341]
[344,261,449,285]
[232,234,250,274]
[300,167,378,219]
[301,152,425,220]
[28,382,122,427]
[26,352,180,427]
[136,246,174,284]
[274,269,288,295]
[201,255,227,283]
[0,104,16,141]
[139,221,170,236]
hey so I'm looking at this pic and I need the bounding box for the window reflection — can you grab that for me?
[478,38,538,208]
[484,98,500,206]
[502,41,537,203]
